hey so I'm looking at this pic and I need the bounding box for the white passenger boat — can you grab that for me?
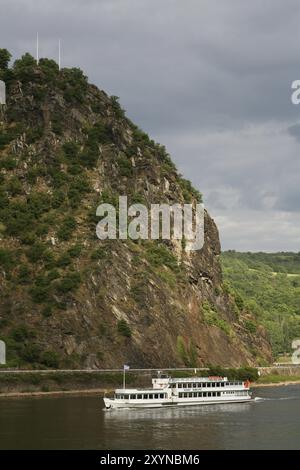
[103,373,252,409]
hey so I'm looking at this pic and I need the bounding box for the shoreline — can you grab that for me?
[0,388,111,399]
[1,380,300,399]
[253,379,300,388]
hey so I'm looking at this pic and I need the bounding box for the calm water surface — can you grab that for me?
[0,385,299,449]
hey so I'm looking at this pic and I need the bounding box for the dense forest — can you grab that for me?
[222,251,300,357]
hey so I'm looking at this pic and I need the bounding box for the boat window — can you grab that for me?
[154,394,159,399]
[221,383,224,387]
[137,394,142,399]
[187,383,192,388]
[160,394,164,399]
[144,394,148,399]
[131,394,136,399]
[178,383,182,388]
[149,394,153,399]
[189,392,193,398]
[193,383,197,388]
[202,383,206,388]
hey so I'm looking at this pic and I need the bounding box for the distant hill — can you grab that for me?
[222,251,300,356]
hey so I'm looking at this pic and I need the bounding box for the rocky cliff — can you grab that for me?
[0,52,272,368]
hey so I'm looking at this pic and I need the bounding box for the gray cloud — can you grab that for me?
[1,0,300,251]
[287,123,300,142]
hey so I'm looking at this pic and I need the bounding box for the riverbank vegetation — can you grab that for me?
[256,374,300,384]
[0,367,259,395]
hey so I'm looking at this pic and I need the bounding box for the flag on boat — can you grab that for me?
[124,364,130,370]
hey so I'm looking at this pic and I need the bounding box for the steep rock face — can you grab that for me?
[0,55,272,368]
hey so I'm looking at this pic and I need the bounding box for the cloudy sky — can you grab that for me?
[1,0,300,251]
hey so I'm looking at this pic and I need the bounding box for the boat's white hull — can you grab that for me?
[103,396,252,410]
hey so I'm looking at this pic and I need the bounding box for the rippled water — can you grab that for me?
[0,385,300,449]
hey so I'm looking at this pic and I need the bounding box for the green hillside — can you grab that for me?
[222,251,300,357]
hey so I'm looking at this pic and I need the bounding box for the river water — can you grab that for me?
[0,385,299,449]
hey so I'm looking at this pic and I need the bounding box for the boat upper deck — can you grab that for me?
[115,388,168,394]
[169,377,229,383]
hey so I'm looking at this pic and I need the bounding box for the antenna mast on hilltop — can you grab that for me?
[58,39,61,70]
[36,32,39,65]
[35,34,62,68]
